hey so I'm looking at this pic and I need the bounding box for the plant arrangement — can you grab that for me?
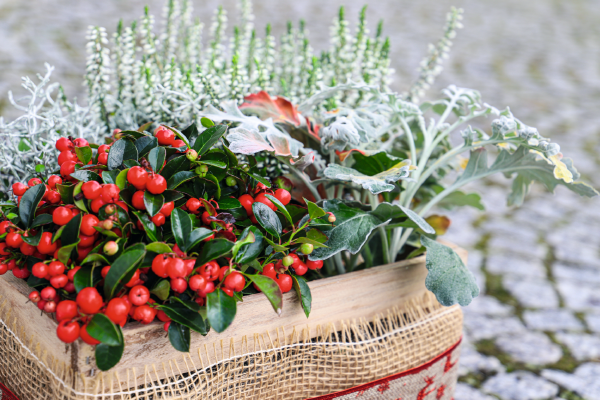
[0,0,597,372]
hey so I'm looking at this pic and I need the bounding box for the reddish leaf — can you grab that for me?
[198,199,217,216]
[215,230,237,242]
[240,91,301,126]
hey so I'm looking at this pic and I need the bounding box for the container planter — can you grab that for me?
[0,243,465,400]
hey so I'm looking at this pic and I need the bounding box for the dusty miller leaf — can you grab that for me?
[323,160,414,194]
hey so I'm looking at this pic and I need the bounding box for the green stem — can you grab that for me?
[333,253,346,274]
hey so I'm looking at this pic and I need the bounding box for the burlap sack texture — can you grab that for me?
[0,289,462,400]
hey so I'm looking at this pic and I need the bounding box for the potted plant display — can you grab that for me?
[0,1,596,399]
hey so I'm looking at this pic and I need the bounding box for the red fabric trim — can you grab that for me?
[305,337,463,400]
[0,381,20,400]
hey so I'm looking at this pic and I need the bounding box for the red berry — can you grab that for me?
[40,286,57,301]
[151,213,166,227]
[172,139,186,148]
[157,310,171,322]
[277,274,293,293]
[262,263,277,279]
[53,206,73,226]
[67,267,81,281]
[115,201,129,213]
[274,188,291,205]
[255,193,276,211]
[12,267,30,279]
[76,287,103,314]
[50,274,68,289]
[197,281,215,297]
[91,197,106,213]
[19,241,36,256]
[32,262,48,279]
[294,261,308,276]
[222,287,234,297]
[28,291,40,302]
[171,277,188,293]
[64,282,76,293]
[0,263,7,275]
[194,297,205,306]
[37,232,57,255]
[199,261,220,281]
[98,144,110,154]
[306,259,323,270]
[6,259,16,270]
[224,271,245,292]
[98,153,109,165]
[79,234,96,248]
[28,177,42,187]
[239,194,254,214]
[132,190,146,210]
[186,198,201,214]
[102,184,120,203]
[60,160,77,177]
[57,320,80,343]
[6,232,23,248]
[167,258,186,279]
[129,285,150,306]
[173,244,186,257]
[105,298,129,324]
[45,190,62,204]
[160,201,174,217]
[12,182,28,196]
[124,269,141,287]
[164,321,171,332]
[127,166,148,190]
[56,300,79,322]
[81,214,100,236]
[183,259,195,276]
[151,255,170,278]
[101,265,110,278]
[133,305,157,324]
[56,137,73,152]
[57,150,77,166]
[73,138,89,147]
[48,175,62,189]
[154,126,175,146]
[0,221,11,234]
[80,323,101,345]
[146,174,166,194]
[189,275,207,292]
[82,181,102,200]
[48,261,65,276]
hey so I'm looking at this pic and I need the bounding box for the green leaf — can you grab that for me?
[143,191,164,217]
[163,190,184,203]
[31,214,53,228]
[438,191,485,211]
[371,203,435,235]
[102,170,120,185]
[22,229,42,246]
[231,230,255,260]
[206,289,237,333]
[103,243,146,299]
[170,208,192,250]
[107,138,138,170]
[95,327,124,371]
[200,159,227,169]
[159,303,208,334]
[264,237,289,252]
[222,144,238,168]
[115,168,129,190]
[169,297,201,312]
[73,266,94,292]
[88,314,122,346]
[234,226,264,264]
[57,241,79,264]
[150,279,170,301]
[147,146,166,173]
[73,182,88,212]
[420,236,479,307]
[265,194,293,226]
[197,239,234,265]
[134,135,158,157]
[18,138,31,151]
[323,161,413,194]
[217,198,242,210]
[294,237,327,249]
[291,275,312,318]
[351,151,404,176]
[35,164,45,173]
[310,200,391,261]
[245,274,282,315]
[240,169,271,187]
[167,171,197,190]
[186,228,214,252]
[75,146,93,165]
[145,242,172,254]
[137,121,153,133]
[193,125,227,156]
[305,199,326,220]
[200,117,215,128]
[81,253,110,265]
[18,184,45,229]
[69,170,102,183]
[133,211,161,242]
[168,322,191,352]
[161,155,190,181]
[198,174,221,199]
[252,202,282,237]
[61,213,82,246]
[165,126,191,148]
[56,183,75,204]
[306,228,328,243]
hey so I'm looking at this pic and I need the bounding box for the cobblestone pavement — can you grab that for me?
[2,0,600,398]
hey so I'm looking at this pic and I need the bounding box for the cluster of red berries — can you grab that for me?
[257,253,323,293]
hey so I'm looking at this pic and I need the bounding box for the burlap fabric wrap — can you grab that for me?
[0,289,462,400]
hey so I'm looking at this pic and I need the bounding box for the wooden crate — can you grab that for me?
[0,243,467,395]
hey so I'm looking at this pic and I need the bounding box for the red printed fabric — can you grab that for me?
[306,339,462,400]
[0,381,19,400]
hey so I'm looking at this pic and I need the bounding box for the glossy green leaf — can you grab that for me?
[170,208,192,250]
[35,164,45,173]
[200,159,227,169]
[57,241,79,264]
[305,199,326,220]
[115,168,129,190]
[252,202,282,237]
[160,303,208,334]
[306,228,328,243]
[294,237,327,249]
[231,230,255,259]
[103,243,146,299]
[18,184,45,229]
[206,289,237,333]
[198,174,221,199]
[165,126,191,148]
[234,226,264,264]
[18,138,31,151]
[102,170,120,185]
[56,183,75,204]
[134,135,158,157]
[168,322,191,352]
[197,239,234,265]
[31,214,53,228]
[167,171,197,190]
[222,144,238,168]
[75,146,93,165]
[145,242,172,254]
[351,151,404,176]
[94,327,124,371]
[169,297,201,312]
[133,211,161,242]
[163,190,184,203]
[265,194,293,226]
[240,169,271,187]
[148,146,166,173]
[186,228,214,252]
[144,192,164,217]
[420,236,479,307]
[150,280,170,301]
[107,139,138,170]
[193,125,227,156]
[291,274,312,318]
[245,274,283,315]
[73,265,94,292]
[81,253,110,265]
[73,182,88,212]
[22,229,42,246]
[88,313,122,346]
[61,213,82,246]
[161,156,190,181]
[137,121,153,133]
[217,198,242,210]
[200,117,214,128]
[69,170,102,183]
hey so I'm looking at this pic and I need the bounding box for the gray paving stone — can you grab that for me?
[496,331,562,365]
[487,235,547,259]
[556,280,600,311]
[459,345,505,376]
[555,332,600,361]
[463,295,514,318]
[552,263,600,284]
[542,363,600,400]
[482,371,559,400]
[454,383,497,400]
[463,314,527,341]
[554,243,600,269]
[522,309,584,332]
[486,254,547,278]
[585,312,600,333]
[504,276,559,309]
